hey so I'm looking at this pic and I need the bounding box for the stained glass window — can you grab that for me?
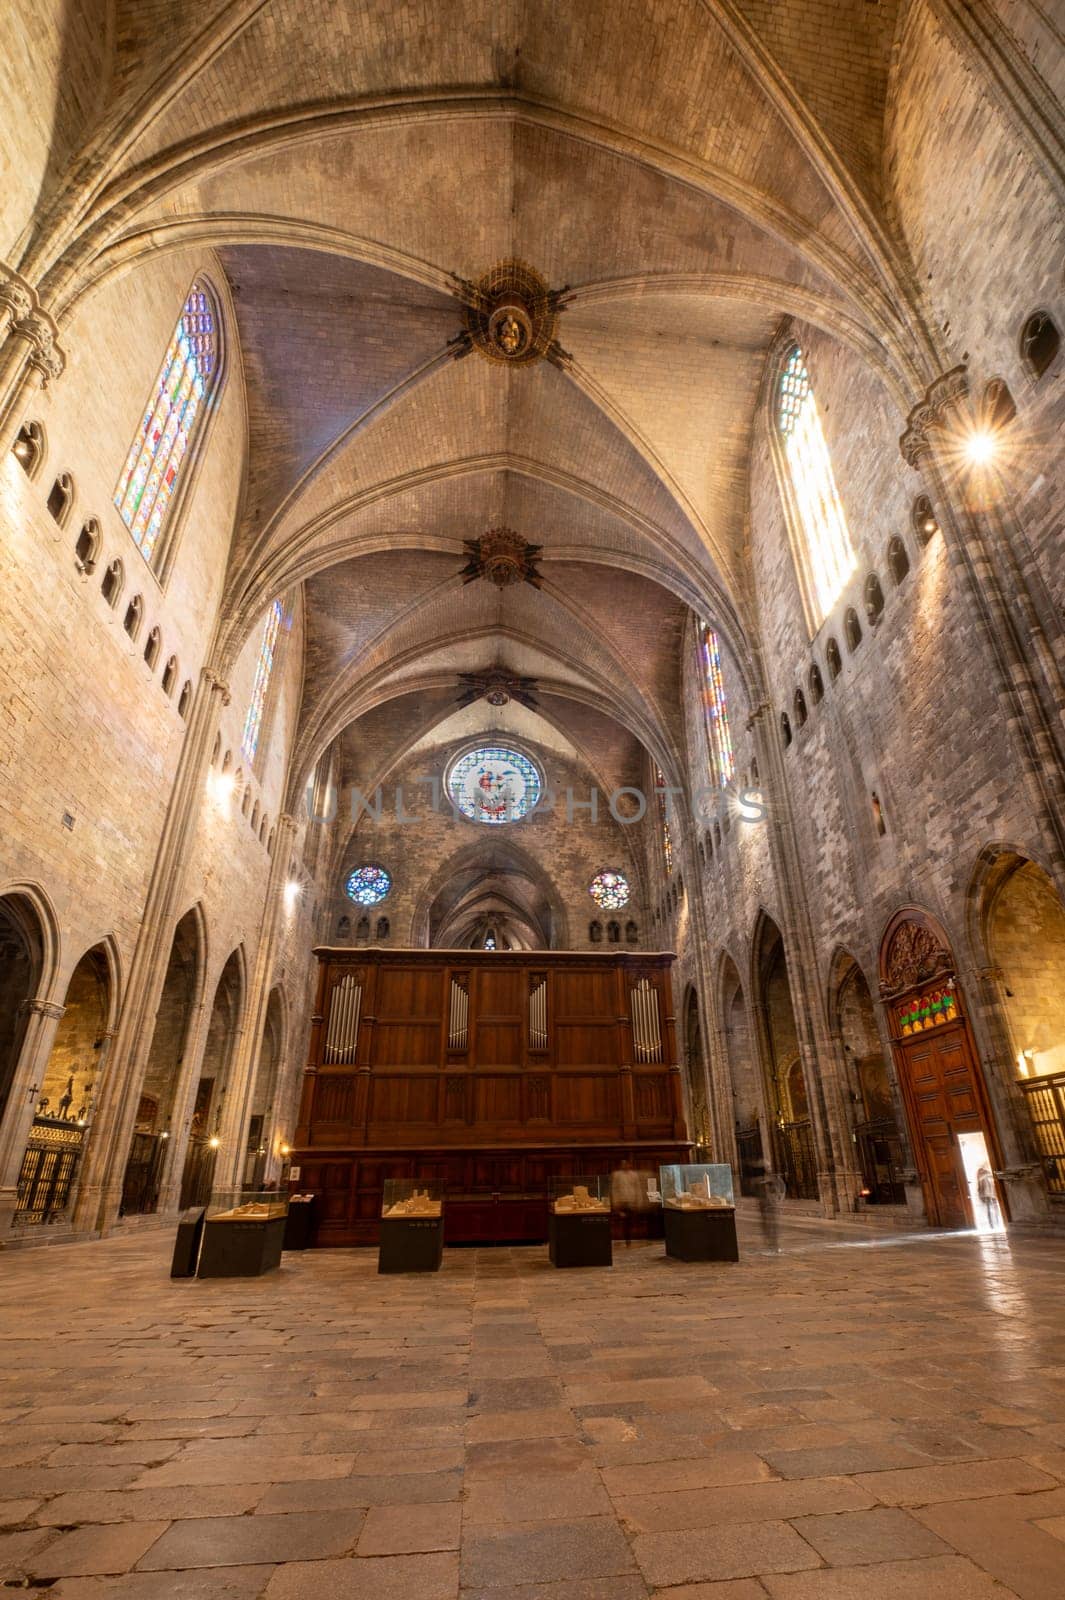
[655,765,674,874]
[701,625,734,787]
[483,932,497,950]
[114,282,219,563]
[590,870,630,911]
[241,598,283,764]
[778,346,855,626]
[345,865,392,905]
[448,746,542,824]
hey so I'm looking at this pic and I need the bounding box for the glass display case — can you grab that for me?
[207,1191,290,1221]
[378,1180,444,1273]
[659,1164,738,1262]
[549,1175,611,1214]
[659,1164,735,1210]
[548,1175,612,1267]
[381,1180,443,1218]
[197,1191,289,1278]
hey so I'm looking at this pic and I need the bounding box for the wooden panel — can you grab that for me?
[553,967,615,1017]
[312,1075,356,1125]
[376,966,442,1019]
[475,966,527,1014]
[369,1075,438,1125]
[634,1073,673,1124]
[475,1022,522,1066]
[555,1021,618,1066]
[473,1074,522,1126]
[554,1074,619,1125]
[372,1020,440,1067]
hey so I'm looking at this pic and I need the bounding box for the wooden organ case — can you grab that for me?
[292,948,688,1246]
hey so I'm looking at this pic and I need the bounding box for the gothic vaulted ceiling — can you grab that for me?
[26,0,930,810]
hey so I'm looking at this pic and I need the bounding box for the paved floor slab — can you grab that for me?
[1,1219,1064,1596]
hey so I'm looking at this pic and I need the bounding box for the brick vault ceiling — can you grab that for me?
[52,0,911,784]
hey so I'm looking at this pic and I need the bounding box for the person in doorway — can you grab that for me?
[976,1164,999,1230]
[610,1160,643,1246]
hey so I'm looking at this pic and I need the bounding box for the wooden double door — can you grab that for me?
[895,1020,998,1227]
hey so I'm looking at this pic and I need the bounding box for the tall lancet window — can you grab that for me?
[114,281,220,565]
[242,598,284,765]
[701,625,734,787]
[777,346,855,627]
[654,764,674,874]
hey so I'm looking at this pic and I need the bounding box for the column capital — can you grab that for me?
[200,667,231,706]
[0,270,33,326]
[899,365,970,468]
[21,312,65,385]
[19,997,65,1020]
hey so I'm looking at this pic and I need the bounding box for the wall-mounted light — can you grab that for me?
[208,770,236,805]
[208,1135,221,1149]
[284,880,301,911]
[965,430,996,466]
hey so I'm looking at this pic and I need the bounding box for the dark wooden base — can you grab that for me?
[549,1209,613,1267]
[170,1209,205,1277]
[196,1215,286,1277]
[292,1142,689,1247]
[283,1197,317,1250]
[663,1206,739,1262]
[378,1214,445,1273]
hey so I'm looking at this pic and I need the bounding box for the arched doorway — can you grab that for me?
[880,909,1003,1228]
[754,917,817,1199]
[833,956,906,1205]
[0,894,48,1133]
[683,988,711,1156]
[179,949,244,1209]
[719,953,763,1193]
[16,944,112,1226]
[120,909,202,1214]
[243,987,284,1190]
[984,856,1065,1201]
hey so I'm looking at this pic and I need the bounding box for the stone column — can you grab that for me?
[0,998,66,1232]
[747,701,854,1213]
[70,668,231,1234]
[213,813,299,1195]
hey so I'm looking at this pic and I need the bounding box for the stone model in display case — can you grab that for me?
[378,1179,444,1272]
[549,1174,613,1266]
[196,1192,289,1277]
[659,1164,739,1260]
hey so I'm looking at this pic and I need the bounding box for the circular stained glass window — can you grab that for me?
[345,865,392,905]
[447,745,542,825]
[589,870,630,911]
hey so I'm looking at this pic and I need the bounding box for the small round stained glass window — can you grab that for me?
[345,865,391,905]
[447,745,542,825]
[589,870,630,910]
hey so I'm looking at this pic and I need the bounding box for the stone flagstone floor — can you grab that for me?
[2,1216,1065,1597]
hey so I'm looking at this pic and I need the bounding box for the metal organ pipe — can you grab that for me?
[324,973,361,1063]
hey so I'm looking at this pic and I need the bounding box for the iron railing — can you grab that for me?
[15,1120,84,1224]
[1019,1072,1065,1198]
[854,1116,907,1204]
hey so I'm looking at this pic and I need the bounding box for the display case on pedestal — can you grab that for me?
[378,1180,444,1273]
[548,1175,613,1267]
[659,1164,738,1261]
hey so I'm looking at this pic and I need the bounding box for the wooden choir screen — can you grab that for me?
[292,948,687,1245]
